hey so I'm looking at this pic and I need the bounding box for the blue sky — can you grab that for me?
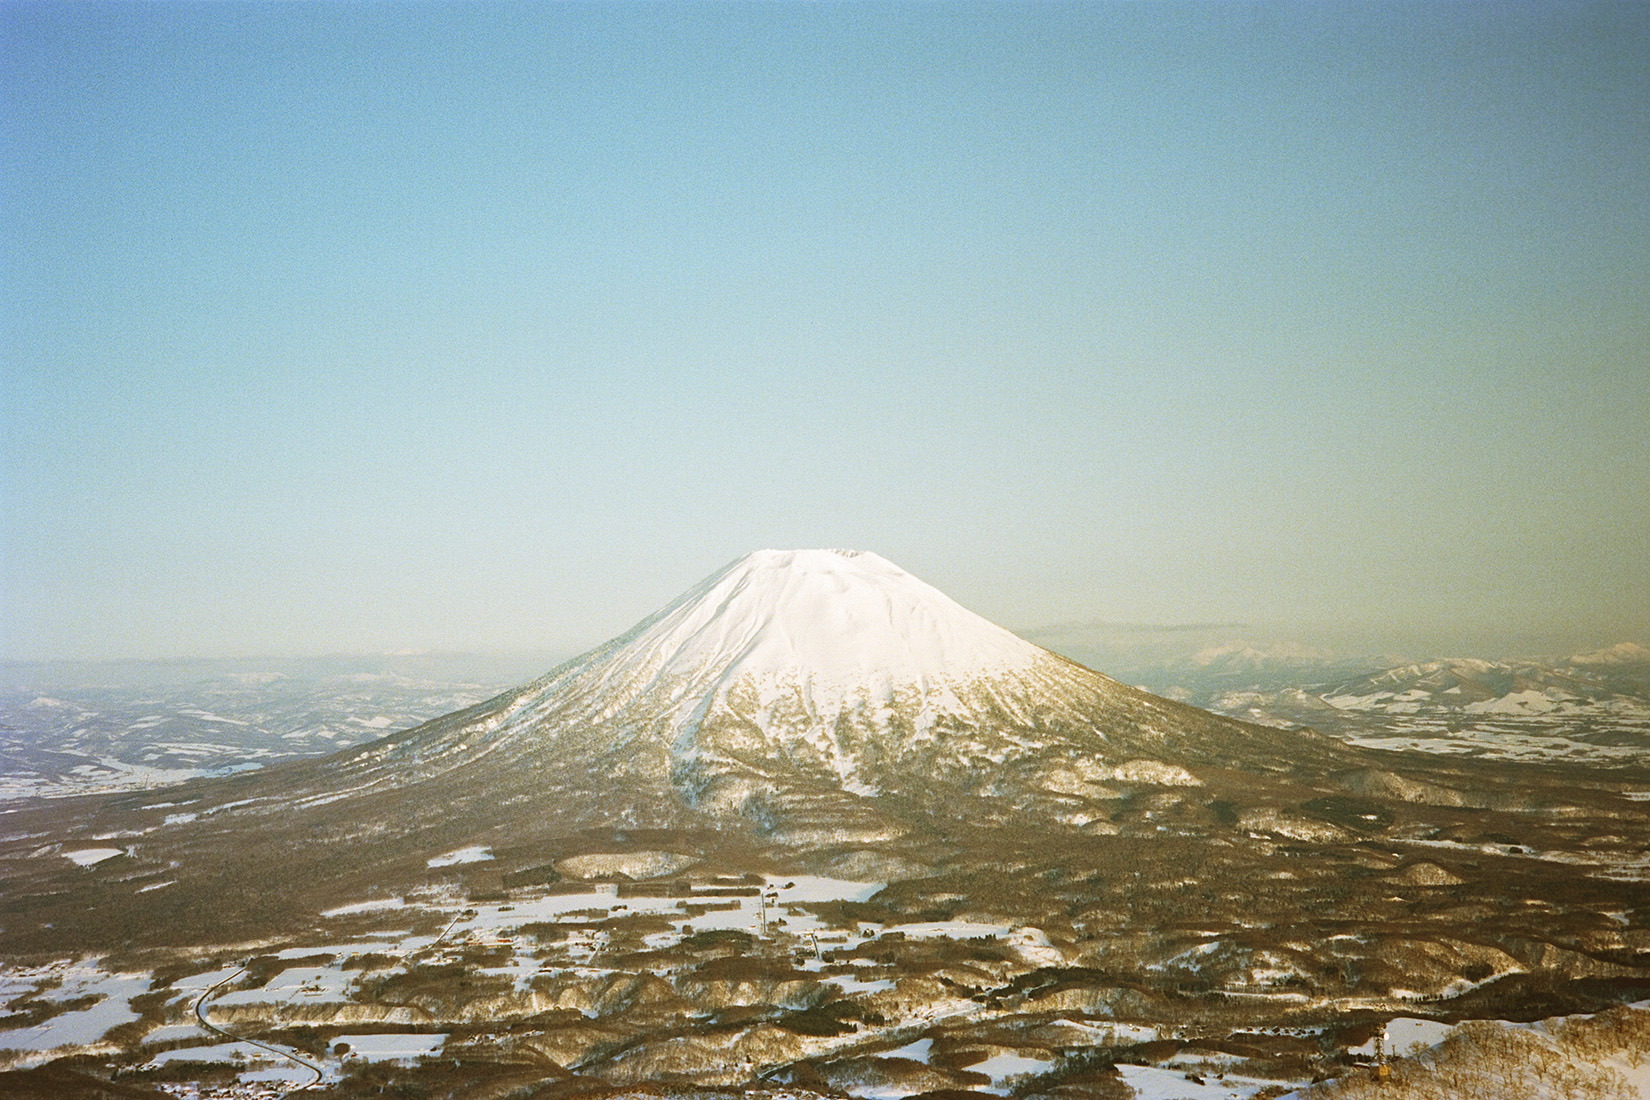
[3,1,1647,662]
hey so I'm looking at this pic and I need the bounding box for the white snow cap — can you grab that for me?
[615,548,1042,690]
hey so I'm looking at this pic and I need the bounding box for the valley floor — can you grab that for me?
[4,860,1649,1099]
[4,647,1649,1099]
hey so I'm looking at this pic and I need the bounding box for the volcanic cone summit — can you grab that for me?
[592,547,1043,692]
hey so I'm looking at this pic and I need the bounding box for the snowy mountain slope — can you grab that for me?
[261,550,1341,840]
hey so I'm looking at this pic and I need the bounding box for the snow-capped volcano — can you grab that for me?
[590,548,1043,700]
[0,550,1392,955]
[516,548,1060,767]
[279,549,1342,841]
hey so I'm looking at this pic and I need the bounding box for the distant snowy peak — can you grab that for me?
[1317,651,1650,717]
[1364,658,1498,683]
[414,546,1098,805]
[1569,642,1650,666]
[586,548,1046,693]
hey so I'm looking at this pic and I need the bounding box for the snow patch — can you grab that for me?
[965,1052,1057,1088]
[323,897,407,917]
[332,1032,446,1063]
[64,847,124,867]
[426,845,493,868]
[0,960,150,1054]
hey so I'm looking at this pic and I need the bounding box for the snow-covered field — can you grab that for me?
[5,904,1648,1100]
[0,872,1029,1083]
[426,844,493,868]
[331,1032,447,1063]
[0,958,149,1053]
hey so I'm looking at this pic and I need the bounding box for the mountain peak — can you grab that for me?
[607,548,1043,694]
[285,549,1334,842]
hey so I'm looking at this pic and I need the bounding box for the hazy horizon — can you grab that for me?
[1,596,1641,690]
[4,3,1647,665]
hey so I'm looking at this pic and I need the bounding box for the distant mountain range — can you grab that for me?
[1110,642,1650,763]
[2,593,1644,802]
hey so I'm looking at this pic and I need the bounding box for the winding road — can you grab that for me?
[191,966,325,1093]
[184,908,470,1095]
